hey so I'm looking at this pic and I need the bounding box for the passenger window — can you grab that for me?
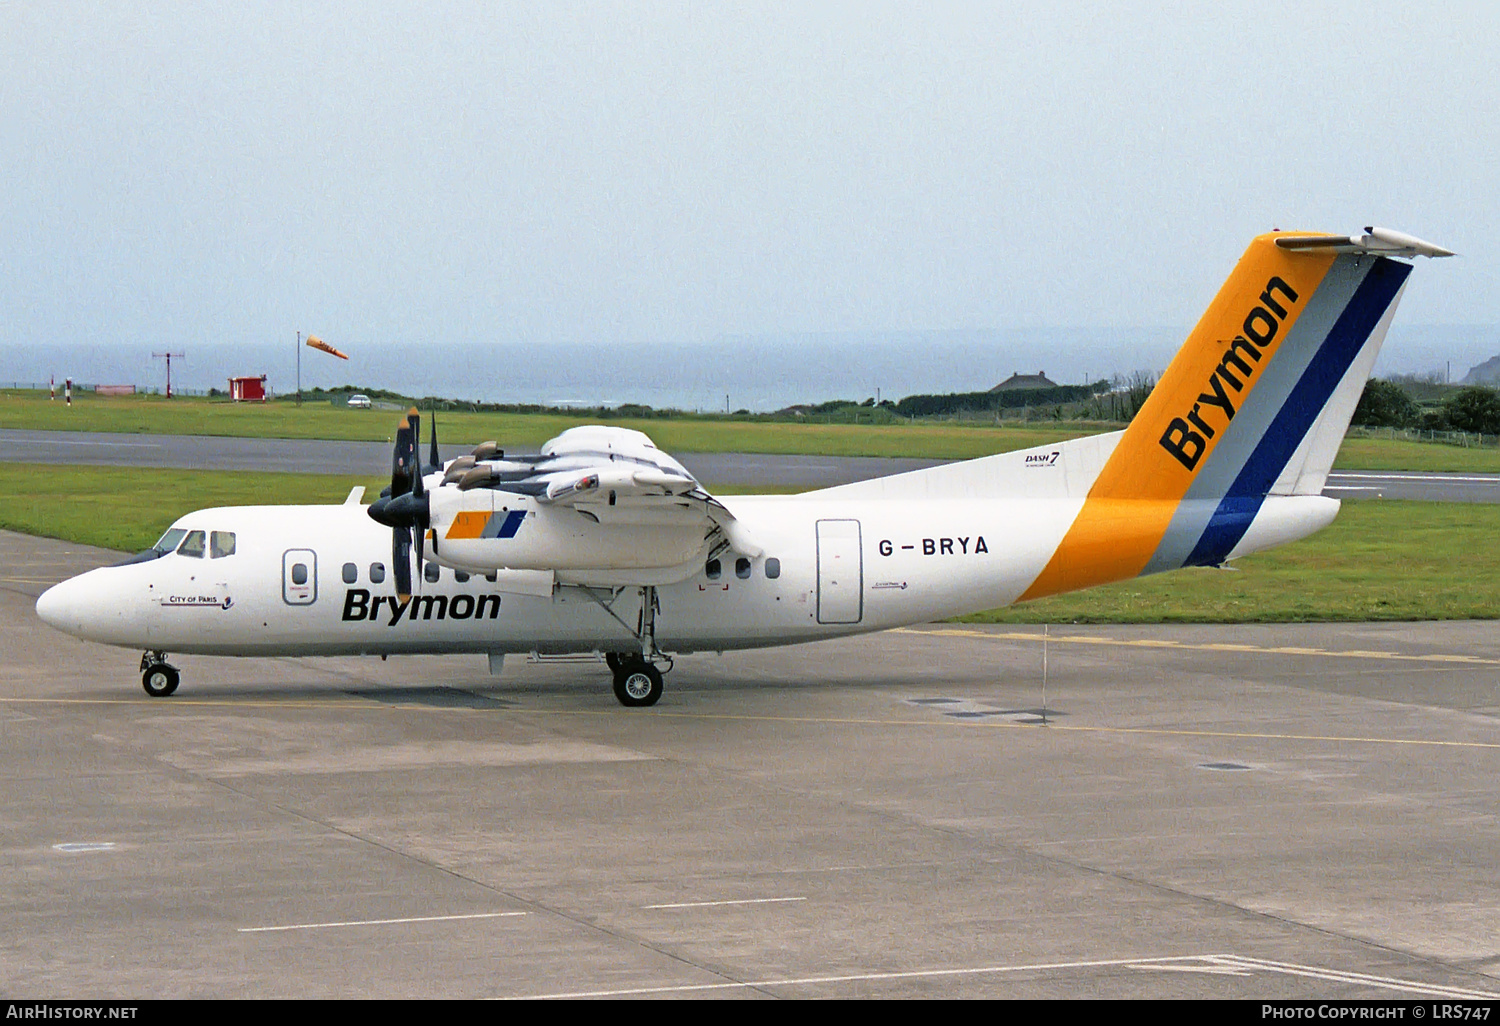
[485,572,497,583]
[735,557,751,579]
[291,563,308,585]
[342,562,358,584]
[455,570,470,583]
[705,559,721,580]
[424,563,440,583]
[177,530,206,558]
[370,563,386,584]
[210,531,236,558]
[764,557,781,579]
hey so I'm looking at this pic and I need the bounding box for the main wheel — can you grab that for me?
[604,652,628,672]
[612,661,663,707]
[141,663,180,698]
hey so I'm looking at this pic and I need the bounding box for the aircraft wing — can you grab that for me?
[451,424,726,509]
[419,424,759,582]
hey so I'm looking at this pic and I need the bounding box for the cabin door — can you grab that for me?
[282,549,318,605]
[816,519,863,624]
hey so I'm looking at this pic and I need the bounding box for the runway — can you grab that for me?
[4,428,1499,498]
[0,428,946,489]
[4,529,1498,999]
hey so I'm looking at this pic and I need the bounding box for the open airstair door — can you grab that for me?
[816,519,863,624]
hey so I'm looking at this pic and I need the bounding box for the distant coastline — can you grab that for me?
[6,325,1493,413]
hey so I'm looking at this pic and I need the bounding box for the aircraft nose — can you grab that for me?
[36,573,107,637]
[36,577,80,633]
[37,568,151,647]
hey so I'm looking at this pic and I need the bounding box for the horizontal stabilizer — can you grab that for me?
[1275,226,1454,259]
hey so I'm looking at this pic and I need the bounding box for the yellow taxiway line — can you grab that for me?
[899,626,1500,667]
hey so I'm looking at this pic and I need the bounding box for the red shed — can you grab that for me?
[228,375,268,402]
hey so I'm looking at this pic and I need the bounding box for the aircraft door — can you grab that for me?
[283,549,317,605]
[816,519,863,624]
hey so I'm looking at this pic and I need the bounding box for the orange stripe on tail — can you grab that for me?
[1018,234,1335,600]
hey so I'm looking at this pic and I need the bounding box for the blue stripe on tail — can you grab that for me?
[1183,256,1411,567]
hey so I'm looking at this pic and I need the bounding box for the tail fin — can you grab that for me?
[1020,228,1449,600]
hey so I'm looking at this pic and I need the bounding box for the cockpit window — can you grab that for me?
[210,531,236,558]
[177,530,207,558]
[154,528,187,554]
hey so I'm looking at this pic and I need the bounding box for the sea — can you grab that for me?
[6,325,1497,410]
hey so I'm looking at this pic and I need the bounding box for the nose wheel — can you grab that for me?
[140,652,180,697]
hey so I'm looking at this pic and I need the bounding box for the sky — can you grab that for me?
[2,2,1497,362]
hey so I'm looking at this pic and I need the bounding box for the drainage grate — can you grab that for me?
[1199,762,1251,771]
[905,698,1062,724]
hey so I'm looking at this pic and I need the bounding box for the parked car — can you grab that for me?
[347,394,371,408]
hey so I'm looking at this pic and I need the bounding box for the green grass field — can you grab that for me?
[6,389,1500,470]
[0,389,1093,458]
[1327,436,1500,473]
[5,462,1495,623]
[0,464,387,553]
[0,464,800,553]
[965,499,1500,623]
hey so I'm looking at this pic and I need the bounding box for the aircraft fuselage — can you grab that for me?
[37,492,1101,658]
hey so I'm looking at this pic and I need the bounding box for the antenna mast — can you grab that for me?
[151,352,185,398]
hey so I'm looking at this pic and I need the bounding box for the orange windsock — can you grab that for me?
[305,335,349,360]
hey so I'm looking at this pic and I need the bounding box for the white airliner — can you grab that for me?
[36,227,1452,706]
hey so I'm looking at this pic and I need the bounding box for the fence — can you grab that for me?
[1,382,212,397]
[1344,424,1500,448]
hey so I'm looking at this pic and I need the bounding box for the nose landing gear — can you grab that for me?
[140,651,180,697]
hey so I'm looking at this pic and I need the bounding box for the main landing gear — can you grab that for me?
[139,651,180,697]
[609,657,664,707]
[599,585,672,708]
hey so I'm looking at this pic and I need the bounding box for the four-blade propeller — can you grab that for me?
[367,408,437,600]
